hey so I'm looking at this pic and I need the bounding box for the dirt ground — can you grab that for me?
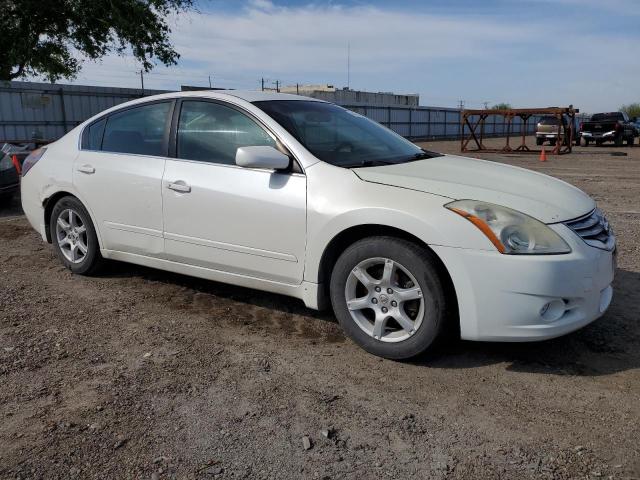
[1,138,639,480]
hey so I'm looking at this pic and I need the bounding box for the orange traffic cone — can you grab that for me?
[539,147,547,162]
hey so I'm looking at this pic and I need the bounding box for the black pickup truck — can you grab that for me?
[580,112,636,146]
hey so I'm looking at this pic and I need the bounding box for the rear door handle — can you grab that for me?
[167,181,191,193]
[77,164,95,174]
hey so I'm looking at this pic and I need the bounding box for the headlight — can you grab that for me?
[445,200,571,255]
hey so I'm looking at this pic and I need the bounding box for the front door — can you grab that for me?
[162,100,306,285]
[73,101,172,256]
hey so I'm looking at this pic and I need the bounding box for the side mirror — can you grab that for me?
[235,146,290,170]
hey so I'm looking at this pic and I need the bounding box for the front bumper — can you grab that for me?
[536,132,562,139]
[432,223,615,342]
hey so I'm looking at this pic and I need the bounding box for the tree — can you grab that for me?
[491,103,512,110]
[620,103,640,120]
[0,0,195,82]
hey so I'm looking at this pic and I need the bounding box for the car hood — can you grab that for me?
[353,154,594,223]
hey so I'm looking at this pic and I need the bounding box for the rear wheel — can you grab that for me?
[50,196,104,275]
[549,139,557,146]
[615,136,623,147]
[583,138,590,147]
[535,137,543,146]
[330,236,447,360]
[627,136,634,146]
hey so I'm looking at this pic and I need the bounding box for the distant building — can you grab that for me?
[279,84,419,107]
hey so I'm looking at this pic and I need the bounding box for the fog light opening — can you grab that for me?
[540,299,566,323]
[599,286,613,313]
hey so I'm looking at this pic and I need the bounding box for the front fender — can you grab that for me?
[303,162,495,283]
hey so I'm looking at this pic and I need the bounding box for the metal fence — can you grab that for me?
[344,104,590,141]
[0,81,168,143]
[1,81,589,144]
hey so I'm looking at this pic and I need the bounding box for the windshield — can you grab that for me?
[253,100,441,167]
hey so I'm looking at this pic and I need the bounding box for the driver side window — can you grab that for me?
[177,101,276,165]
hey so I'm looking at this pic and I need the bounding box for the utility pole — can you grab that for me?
[275,80,280,93]
[261,77,265,91]
[296,83,299,95]
[208,75,212,89]
[347,42,350,90]
[139,70,145,96]
[458,100,465,141]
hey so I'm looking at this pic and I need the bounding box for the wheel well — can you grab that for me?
[43,191,77,243]
[318,225,459,327]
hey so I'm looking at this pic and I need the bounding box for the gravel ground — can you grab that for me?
[0,138,639,479]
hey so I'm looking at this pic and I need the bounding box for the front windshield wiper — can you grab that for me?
[344,159,394,168]
[410,150,443,160]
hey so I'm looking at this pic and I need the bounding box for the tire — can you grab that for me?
[549,139,557,146]
[583,138,590,147]
[330,236,447,360]
[535,137,543,146]
[627,136,634,147]
[615,136,623,147]
[49,196,104,275]
[596,139,603,146]
[0,192,15,205]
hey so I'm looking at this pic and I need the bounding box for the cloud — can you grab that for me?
[57,1,639,112]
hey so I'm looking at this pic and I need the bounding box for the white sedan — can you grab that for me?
[20,91,616,359]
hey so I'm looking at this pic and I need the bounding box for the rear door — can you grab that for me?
[161,99,307,284]
[73,101,173,256]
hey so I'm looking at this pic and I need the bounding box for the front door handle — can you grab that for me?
[167,181,191,193]
[77,164,95,174]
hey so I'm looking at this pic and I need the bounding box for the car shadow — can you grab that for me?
[100,259,640,377]
[98,259,337,323]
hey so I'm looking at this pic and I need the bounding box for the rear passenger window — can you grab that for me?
[177,101,276,165]
[102,102,171,156]
[83,118,106,150]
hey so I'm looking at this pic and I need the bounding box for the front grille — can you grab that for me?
[564,208,615,251]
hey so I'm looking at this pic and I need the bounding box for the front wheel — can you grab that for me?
[330,237,447,359]
[50,196,104,275]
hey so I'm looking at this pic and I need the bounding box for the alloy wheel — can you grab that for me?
[344,257,425,343]
[55,208,88,264]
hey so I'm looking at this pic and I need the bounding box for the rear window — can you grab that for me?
[101,102,171,156]
[538,116,560,126]
[591,112,623,122]
[82,118,106,150]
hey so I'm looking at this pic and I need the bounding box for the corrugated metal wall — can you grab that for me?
[0,81,589,143]
[344,104,590,141]
[0,81,167,143]
[300,89,419,107]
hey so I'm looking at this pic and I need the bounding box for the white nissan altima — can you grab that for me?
[21,91,616,359]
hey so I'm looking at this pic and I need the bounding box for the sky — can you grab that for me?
[59,0,639,112]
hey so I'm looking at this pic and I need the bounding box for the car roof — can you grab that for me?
[78,89,328,132]
[136,89,325,103]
